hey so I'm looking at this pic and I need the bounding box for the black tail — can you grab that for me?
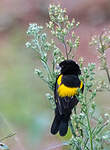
[51,107,61,135]
[59,120,68,136]
[51,115,61,135]
[59,109,71,136]
[51,114,69,136]
[51,107,71,136]
[51,97,78,136]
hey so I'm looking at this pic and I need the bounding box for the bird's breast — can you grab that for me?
[57,74,83,97]
[58,84,79,97]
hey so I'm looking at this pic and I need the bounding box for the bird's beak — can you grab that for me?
[56,64,61,72]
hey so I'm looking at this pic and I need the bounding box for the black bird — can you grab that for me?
[51,60,84,136]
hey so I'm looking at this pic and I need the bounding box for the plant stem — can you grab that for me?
[0,132,16,142]
[63,39,68,60]
[68,47,72,56]
[69,120,83,150]
[86,110,93,150]
[105,67,110,85]
[40,58,52,78]
[74,107,81,136]
[69,120,76,137]
[74,106,76,114]
[99,32,110,86]
[84,82,93,150]
[93,120,109,138]
[52,59,55,72]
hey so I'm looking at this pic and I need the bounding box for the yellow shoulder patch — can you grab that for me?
[58,80,83,97]
[80,80,83,89]
[57,74,63,85]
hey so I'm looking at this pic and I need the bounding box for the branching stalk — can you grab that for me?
[0,132,16,142]
[99,32,110,86]
[69,120,76,137]
[105,67,110,85]
[67,47,72,56]
[63,39,68,60]
[86,110,93,150]
[84,82,93,150]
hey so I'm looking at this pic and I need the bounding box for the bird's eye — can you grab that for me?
[61,65,64,68]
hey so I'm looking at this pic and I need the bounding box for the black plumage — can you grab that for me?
[51,60,84,136]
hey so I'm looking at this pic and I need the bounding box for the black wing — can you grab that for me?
[54,75,62,114]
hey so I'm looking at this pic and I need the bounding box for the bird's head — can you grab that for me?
[59,60,81,75]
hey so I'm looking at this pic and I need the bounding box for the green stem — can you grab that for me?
[52,59,55,72]
[69,120,76,137]
[67,47,72,56]
[63,39,68,60]
[84,118,108,148]
[74,106,77,114]
[69,120,83,150]
[40,58,52,78]
[99,33,110,86]
[86,110,93,150]
[74,107,81,136]
[105,67,110,85]
[36,38,53,79]
[84,82,93,150]
[0,132,16,142]
[93,121,109,138]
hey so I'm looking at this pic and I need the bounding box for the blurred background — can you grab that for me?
[0,0,110,149]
